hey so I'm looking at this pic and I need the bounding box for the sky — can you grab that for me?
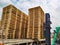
[0,0,60,32]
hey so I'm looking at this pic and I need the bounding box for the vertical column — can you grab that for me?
[38,8,40,40]
[20,12,23,38]
[41,11,44,39]
[2,7,7,39]
[27,15,30,38]
[5,6,12,39]
[32,9,35,39]
[24,15,27,38]
[14,9,18,39]
[12,7,17,39]
[18,11,21,39]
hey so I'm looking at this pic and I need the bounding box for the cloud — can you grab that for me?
[0,2,7,7]
[0,0,12,6]
[0,8,2,20]
[10,0,19,4]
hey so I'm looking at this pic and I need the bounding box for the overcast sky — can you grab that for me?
[0,0,60,32]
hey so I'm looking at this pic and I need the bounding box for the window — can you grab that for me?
[12,9,16,15]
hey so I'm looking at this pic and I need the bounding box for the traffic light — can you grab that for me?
[45,13,51,45]
[45,13,51,28]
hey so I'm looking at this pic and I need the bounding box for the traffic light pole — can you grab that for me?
[45,26,51,45]
[45,13,51,45]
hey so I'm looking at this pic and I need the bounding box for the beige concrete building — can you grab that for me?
[1,5,28,39]
[27,6,44,40]
[0,21,2,38]
[0,21,1,29]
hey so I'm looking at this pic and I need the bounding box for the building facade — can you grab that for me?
[27,6,44,40]
[1,5,28,39]
[0,21,2,38]
[0,21,1,30]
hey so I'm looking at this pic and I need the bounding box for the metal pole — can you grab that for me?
[45,13,51,45]
[45,27,51,45]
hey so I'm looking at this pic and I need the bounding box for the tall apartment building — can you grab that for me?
[1,5,28,39]
[27,6,44,40]
[0,21,1,30]
[0,21,1,29]
[0,21,2,38]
